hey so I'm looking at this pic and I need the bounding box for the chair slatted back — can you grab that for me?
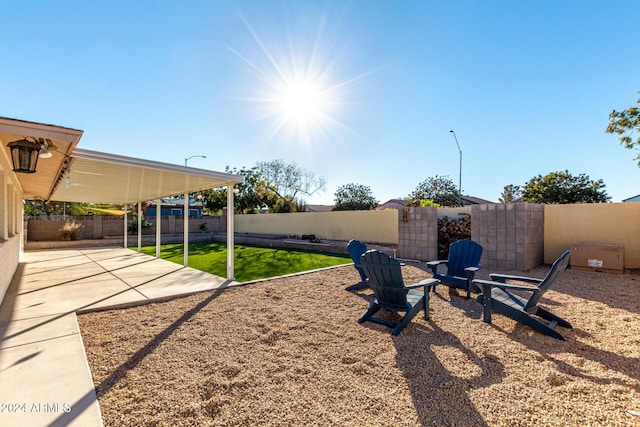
[447,239,483,277]
[348,239,368,282]
[348,239,368,269]
[524,250,571,312]
[360,250,408,312]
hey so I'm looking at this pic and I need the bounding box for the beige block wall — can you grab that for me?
[437,206,471,217]
[544,203,640,268]
[235,210,399,245]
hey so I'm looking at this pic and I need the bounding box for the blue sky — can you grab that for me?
[2,0,639,205]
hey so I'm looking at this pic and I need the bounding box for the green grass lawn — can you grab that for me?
[135,241,351,282]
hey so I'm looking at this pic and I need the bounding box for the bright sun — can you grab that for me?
[277,80,325,125]
[232,12,370,146]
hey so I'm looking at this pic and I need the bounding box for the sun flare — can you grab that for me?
[278,80,326,124]
[232,11,371,147]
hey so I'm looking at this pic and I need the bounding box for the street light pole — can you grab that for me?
[185,155,207,167]
[449,130,462,207]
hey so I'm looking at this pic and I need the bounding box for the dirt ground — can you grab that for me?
[78,264,640,426]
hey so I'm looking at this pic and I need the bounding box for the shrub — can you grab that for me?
[59,220,83,241]
[419,199,442,208]
[127,219,153,233]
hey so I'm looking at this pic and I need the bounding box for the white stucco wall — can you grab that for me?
[0,165,24,306]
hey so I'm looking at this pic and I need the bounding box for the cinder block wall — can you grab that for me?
[145,216,227,235]
[27,215,228,241]
[103,216,128,236]
[396,206,438,261]
[471,203,544,271]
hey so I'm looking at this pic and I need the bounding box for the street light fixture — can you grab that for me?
[184,155,207,167]
[449,130,462,207]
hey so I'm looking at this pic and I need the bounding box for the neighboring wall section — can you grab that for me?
[234,210,398,245]
[544,203,640,268]
[27,215,227,240]
[472,203,544,271]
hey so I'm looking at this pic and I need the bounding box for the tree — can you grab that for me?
[201,166,268,214]
[23,200,118,217]
[408,175,460,207]
[499,184,522,203]
[522,170,611,204]
[200,188,228,214]
[606,91,640,165]
[333,183,378,211]
[257,159,326,213]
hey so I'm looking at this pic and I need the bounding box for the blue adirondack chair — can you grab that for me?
[345,239,369,291]
[473,250,572,340]
[426,239,483,299]
[358,250,439,335]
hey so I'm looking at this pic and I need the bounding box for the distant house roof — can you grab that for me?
[376,199,407,210]
[305,204,333,212]
[462,195,495,205]
[376,196,495,209]
[148,198,203,208]
[622,195,640,202]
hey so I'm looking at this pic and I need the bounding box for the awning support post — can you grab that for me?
[184,191,189,267]
[156,199,161,259]
[227,185,235,280]
[123,205,128,248]
[137,202,142,253]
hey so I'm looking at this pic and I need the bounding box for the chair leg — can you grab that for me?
[478,287,492,323]
[346,281,368,291]
[392,301,423,335]
[535,307,572,329]
[522,315,567,340]
[423,292,430,320]
[486,299,567,340]
[358,302,381,324]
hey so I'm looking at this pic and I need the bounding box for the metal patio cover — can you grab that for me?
[50,149,243,205]
[0,117,242,205]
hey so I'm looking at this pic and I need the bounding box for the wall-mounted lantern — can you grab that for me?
[7,138,42,173]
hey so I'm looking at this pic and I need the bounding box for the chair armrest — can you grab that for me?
[426,260,447,274]
[473,279,540,293]
[488,274,543,285]
[406,278,439,290]
[462,267,480,298]
[475,278,539,324]
[464,266,479,278]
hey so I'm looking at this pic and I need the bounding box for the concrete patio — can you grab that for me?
[0,247,239,427]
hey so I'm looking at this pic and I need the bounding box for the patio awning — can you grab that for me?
[1,117,243,204]
[50,149,243,205]
[2,116,242,280]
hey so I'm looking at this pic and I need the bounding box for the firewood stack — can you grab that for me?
[438,215,471,259]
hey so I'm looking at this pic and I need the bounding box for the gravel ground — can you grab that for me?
[78,264,640,426]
